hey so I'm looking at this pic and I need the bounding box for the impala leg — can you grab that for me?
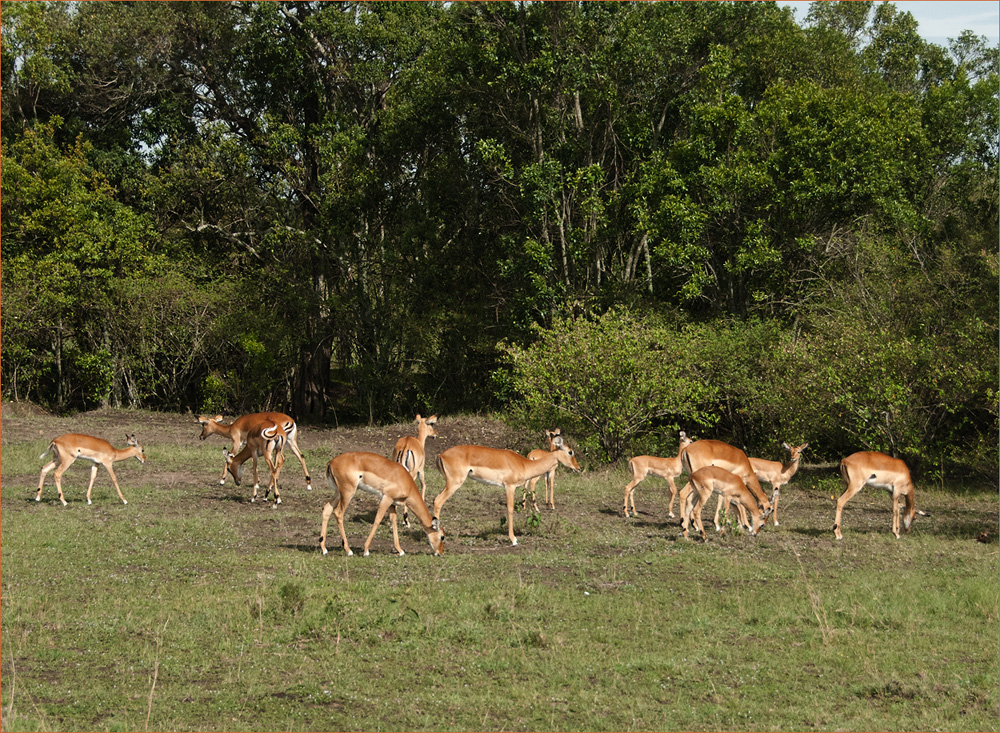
[833,480,865,540]
[505,483,519,546]
[85,464,100,505]
[623,474,641,517]
[546,468,556,509]
[37,459,58,502]
[389,504,403,556]
[319,501,335,555]
[431,477,465,526]
[417,470,426,502]
[666,477,678,518]
[771,488,781,526]
[713,494,724,532]
[104,464,128,505]
[333,493,355,556]
[691,489,709,542]
[679,482,694,538]
[527,477,540,513]
[53,462,72,506]
[891,488,902,539]
[363,496,395,557]
[284,435,311,490]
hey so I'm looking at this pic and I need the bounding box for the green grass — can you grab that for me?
[2,413,998,731]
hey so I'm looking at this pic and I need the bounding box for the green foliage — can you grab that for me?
[0,1,996,471]
[501,308,717,461]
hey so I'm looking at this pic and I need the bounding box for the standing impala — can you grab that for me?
[433,441,581,546]
[680,439,772,532]
[392,414,438,527]
[520,428,565,511]
[37,433,146,506]
[834,451,918,540]
[223,422,287,504]
[197,413,311,490]
[622,431,693,518]
[679,466,766,541]
[749,442,808,526]
[392,414,439,498]
[320,452,444,557]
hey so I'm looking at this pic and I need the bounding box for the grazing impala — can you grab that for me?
[434,441,581,546]
[223,422,287,504]
[520,428,566,511]
[834,451,918,540]
[680,439,771,532]
[320,452,444,557]
[622,431,693,518]
[749,442,808,526]
[37,434,146,506]
[680,466,766,541]
[197,413,310,490]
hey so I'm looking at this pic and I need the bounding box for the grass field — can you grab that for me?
[1,406,998,732]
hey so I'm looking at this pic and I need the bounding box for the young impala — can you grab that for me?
[197,412,310,490]
[749,442,808,526]
[679,466,766,541]
[37,433,146,506]
[834,451,919,540]
[223,422,287,504]
[433,441,581,546]
[680,439,772,532]
[320,452,444,557]
[622,431,693,518]
[392,414,438,527]
[520,428,567,512]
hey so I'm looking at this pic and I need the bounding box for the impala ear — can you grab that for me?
[802,443,809,450]
[431,517,441,531]
[783,442,791,451]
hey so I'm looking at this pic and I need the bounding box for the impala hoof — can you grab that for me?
[321,547,328,555]
[122,499,127,505]
[61,500,68,506]
[363,550,370,557]
[346,549,354,557]
[35,497,40,502]
[87,499,92,505]
[219,480,225,486]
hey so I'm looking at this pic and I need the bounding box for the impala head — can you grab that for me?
[427,517,445,556]
[679,431,693,450]
[417,414,439,440]
[544,428,563,449]
[554,442,581,472]
[223,448,243,485]
[197,415,224,440]
[783,442,809,461]
[126,434,147,463]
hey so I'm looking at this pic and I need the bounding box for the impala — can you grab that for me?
[622,431,693,518]
[197,412,310,489]
[834,451,919,540]
[320,452,444,557]
[749,442,808,526]
[680,439,771,532]
[37,433,146,506]
[679,466,766,541]
[520,428,565,511]
[433,441,581,546]
[392,414,439,528]
[223,422,287,504]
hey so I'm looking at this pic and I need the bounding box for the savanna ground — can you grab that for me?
[1,405,998,732]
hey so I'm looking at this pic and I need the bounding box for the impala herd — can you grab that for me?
[35,412,921,553]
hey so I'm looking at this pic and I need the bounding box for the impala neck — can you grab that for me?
[781,455,801,476]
